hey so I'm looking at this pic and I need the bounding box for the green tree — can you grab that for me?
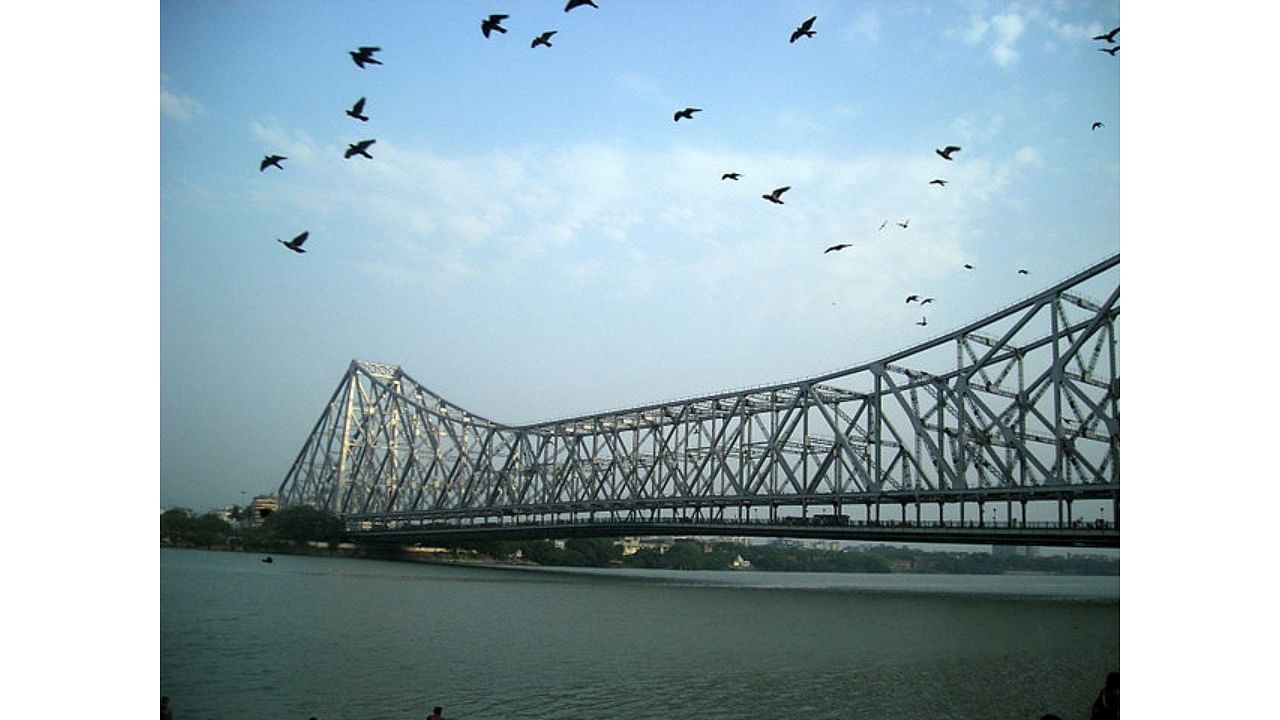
[564,537,622,566]
[263,506,345,543]
[160,508,232,547]
[663,541,708,570]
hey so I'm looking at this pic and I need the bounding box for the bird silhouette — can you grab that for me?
[936,145,961,160]
[916,316,928,326]
[762,186,790,204]
[344,139,376,159]
[897,219,910,229]
[1099,46,1119,56]
[929,179,948,186]
[346,97,369,122]
[790,16,817,43]
[260,154,286,171]
[905,295,920,303]
[721,172,742,181]
[565,0,598,10]
[1092,121,1104,130]
[482,14,509,37]
[1092,27,1119,43]
[674,107,702,122]
[1017,268,1029,275]
[878,220,888,231]
[964,263,975,270]
[277,231,309,254]
[532,31,556,48]
[349,46,381,68]
[921,297,935,305]
[824,243,852,254]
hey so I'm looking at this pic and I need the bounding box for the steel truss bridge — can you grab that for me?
[278,254,1119,549]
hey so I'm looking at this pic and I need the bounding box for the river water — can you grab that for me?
[160,548,1119,720]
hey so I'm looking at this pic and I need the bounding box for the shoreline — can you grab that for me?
[161,542,1117,578]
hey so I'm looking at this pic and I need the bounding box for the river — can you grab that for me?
[160,548,1119,719]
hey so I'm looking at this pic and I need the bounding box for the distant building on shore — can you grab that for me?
[991,545,1040,558]
[249,496,278,524]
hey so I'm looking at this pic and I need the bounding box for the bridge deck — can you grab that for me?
[350,518,1119,549]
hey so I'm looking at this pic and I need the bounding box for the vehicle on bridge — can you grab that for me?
[782,514,850,527]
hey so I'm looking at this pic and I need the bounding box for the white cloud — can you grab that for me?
[959,7,1114,68]
[989,12,1026,67]
[1045,17,1095,44]
[248,119,320,162]
[160,76,204,122]
[363,146,1008,292]
[962,16,989,46]
[845,10,882,44]
[241,132,1045,367]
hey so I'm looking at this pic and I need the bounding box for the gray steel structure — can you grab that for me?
[278,253,1119,546]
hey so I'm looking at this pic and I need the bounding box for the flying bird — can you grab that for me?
[349,46,381,68]
[897,219,910,229]
[964,263,975,270]
[260,154,286,171]
[482,14,509,37]
[824,243,852,254]
[790,16,817,43]
[344,139,376,159]
[905,295,920,303]
[531,31,557,48]
[920,297,935,305]
[1099,46,1119,56]
[936,145,961,160]
[1017,268,1029,275]
[674,107,702,122]
[762,186,790,204]
[276,231,309,254]
[878,220,888,231]
[1092,121,1104,130]
[929,179,948,186]
[916,317,928,326]
[1092,27,1120,43]
[565,0,598,10]
[346,97,369,122]
[721,172,742,181]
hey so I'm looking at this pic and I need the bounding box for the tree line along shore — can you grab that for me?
[161,506,1119,576]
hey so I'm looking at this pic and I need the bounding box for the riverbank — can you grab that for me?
[164,538,1119,577]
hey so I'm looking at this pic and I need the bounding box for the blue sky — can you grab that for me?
[159,0,1120,511]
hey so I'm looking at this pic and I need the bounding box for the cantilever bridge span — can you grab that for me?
[277,254,1119,548]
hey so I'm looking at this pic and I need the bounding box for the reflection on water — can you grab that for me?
[161,549,1118,720]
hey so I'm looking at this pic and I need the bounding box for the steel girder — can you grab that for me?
[277,254,1119,522]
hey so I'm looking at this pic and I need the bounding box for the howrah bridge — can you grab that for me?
[276,253,1119,549]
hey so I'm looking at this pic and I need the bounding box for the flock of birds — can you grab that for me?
[256,5,1118,329]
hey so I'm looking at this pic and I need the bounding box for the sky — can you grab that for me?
[159,0,1121,513]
